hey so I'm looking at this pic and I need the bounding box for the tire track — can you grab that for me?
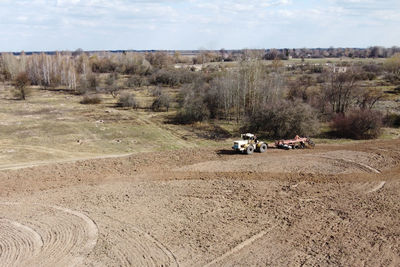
[99,215,179,267]
[0,202,98,267]
[0,221,42,265]
[204,177,388,267]
[49,204,98,266]
[350,181,387,194]
[204,206,294,267]
[366,181,386,193]
[0,202,178,267]
[318,156,381,174]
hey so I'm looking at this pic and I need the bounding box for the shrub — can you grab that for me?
[365,72,377,80]
[241,100,320,139]
[125,74,148,87]
[362,63,383,75]
[145,52,173,68]
[174,79,211,123]
[309,65,323,73]
[149,69,198,87]
[118,92,138,109]
[331,109,382,139]
[103,73,120,97]
[175,97,210,124]
[150,86,162,97]
[384,73,400,84]
[91,57,117,73]
[105,73,118,87]
[87,74,99,89]
[77,74,99,95]
[356,71,376,81]
[80,94,102,104]
[383,113,400,128]
[151,92,170,112]
[149,69,180,87]
[13,72,31,100]
[77,77,90,95]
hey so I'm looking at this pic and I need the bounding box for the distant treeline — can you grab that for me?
[5,46,400,59]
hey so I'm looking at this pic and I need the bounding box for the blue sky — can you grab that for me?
[0,0,399,51]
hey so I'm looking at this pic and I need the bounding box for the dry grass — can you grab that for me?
[0,83,219,168]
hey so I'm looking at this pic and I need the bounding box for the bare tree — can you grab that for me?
[323,68,360,114]
[356,88,384,110]
[105,73,120,98]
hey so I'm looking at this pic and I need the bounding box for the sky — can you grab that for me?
[0,0,399,52]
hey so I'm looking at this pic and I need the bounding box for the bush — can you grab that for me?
[309,65,323,73]
[365,72,377,80]
[125,74,148,87]
[118,92,138,109]
[149,69,180,87]
[77,77,90,95]
[80,94,102,104]
[149,69,198,87]
[383,113,400,128]
[384,73,400,84]
[331,109,382,139]
[13,72,31,100]
[91,57,117,73]
[174,79,211,124]
[78,74,99,95]
[105,73,118,87]
[151,92,170,112]
[242,100,320,139]
[356,71,377,81]
[150,86,162,97]
[362,63,383,75]
[88,74,99,89]
[175,97,210,124]
[103,73,121,97]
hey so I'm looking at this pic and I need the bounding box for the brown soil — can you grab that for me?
[1,140,400,266]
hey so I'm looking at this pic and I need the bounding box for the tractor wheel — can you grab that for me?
[307,139,315,148]
[246,145,254,155]
[259,143,267,153]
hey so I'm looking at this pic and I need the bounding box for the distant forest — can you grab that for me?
[6,46,400,60]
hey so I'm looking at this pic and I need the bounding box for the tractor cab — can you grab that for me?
[241,133,256,141]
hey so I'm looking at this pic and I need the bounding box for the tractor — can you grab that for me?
[232,133,267,154]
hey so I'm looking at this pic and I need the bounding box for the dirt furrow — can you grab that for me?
[0,203,99,267]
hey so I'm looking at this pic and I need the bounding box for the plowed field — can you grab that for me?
[1,140,400,266]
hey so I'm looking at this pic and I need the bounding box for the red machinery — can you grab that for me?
[270,135,315,150]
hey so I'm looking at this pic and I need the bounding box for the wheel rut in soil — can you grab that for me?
[0,202,98,267]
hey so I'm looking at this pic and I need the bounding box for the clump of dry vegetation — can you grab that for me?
[80,94,102,104]
[331,109,383,139]
[13,72,31,100]
[118,92,138,109]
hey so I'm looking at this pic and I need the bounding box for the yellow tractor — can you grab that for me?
[232,133,267,155]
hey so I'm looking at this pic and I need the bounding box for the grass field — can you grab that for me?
[0,83,229,168]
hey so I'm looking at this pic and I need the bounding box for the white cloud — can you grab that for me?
[0,0,399,51]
